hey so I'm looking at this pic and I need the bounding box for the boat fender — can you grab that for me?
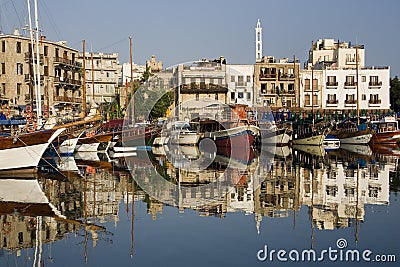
[1,105,11,118]
[26,121,36,132]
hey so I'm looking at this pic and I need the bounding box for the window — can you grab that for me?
[271,83,275,93]
[247,92,251,100]
[304,79,310,90]
[44,46,48,56]
[288,83,294,92]
[238,75,244,86]
[324,55,330,61]
[238,92,244,98]
[305,94,310,106]
[327,76,337,86]
[1,63,5,74]
[345,76,356,86]
[312,94,318,106]
[44,66,49,76]
[313,79,318,91]
[16,42,21,53]
[16,63,23,75]
[1,83,5,95]
[362,76,366,82]
[17,83,21,95]
[231,92,235,100]
[362,94,366,100]
[231,75,235,82]
[215,93,218,100]
[195,93,199,101]
[1,41,5,52]
[247,75,251,82]
[261,84,267,94]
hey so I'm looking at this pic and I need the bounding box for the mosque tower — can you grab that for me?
[255,19,263,62]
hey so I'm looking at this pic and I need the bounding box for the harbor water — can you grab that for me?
[0,144,399,267]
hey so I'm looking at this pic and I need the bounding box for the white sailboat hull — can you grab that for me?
[59,137,80,156]
[0,128,65,171]
[292,134,326,146]
[75,142,101,152]
[170,132,201,145]
[339,134,371,144]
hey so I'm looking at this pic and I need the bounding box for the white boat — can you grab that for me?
[169,121,201,145]
[260,122,292,146]
[323,134,340,151]
[0,179,64,218]
[0,128,65,173]
[292,133,327,146]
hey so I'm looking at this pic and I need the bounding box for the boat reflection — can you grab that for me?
[0,142,398,260]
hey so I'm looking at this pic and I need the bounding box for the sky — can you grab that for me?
[1,0,399,75]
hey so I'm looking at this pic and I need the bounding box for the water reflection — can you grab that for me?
[0,144,399,265]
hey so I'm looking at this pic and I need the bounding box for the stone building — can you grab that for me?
[253,56,300,110]
[0,31,83,116]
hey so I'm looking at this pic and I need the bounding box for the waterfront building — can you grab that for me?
[309,38,366,69]
[0,31,83,116]
[172,57,228,117]
[226,64,254,107]
[77,52,121,104]
[299,39,391,112]
[253,56,300,110]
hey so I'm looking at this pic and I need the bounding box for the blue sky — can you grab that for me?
[1,0,399,75]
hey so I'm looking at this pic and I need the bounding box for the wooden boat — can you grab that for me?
[260,121,292,146]
[333,118,372,144]
[0,127,65,174]
[75,130,115,152]
[292,120,330,146]
[370,116,400,144]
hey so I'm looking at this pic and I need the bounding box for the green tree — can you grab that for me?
[390,76,400,111]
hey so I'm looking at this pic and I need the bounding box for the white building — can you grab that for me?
[310,38,365,69]
[323,67,390,111]
[226,64,254,107]
[300,38,391,112]
[120,62,146,85]
[78,52,121,103]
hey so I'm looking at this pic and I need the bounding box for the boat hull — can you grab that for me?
[371,131,400,144]
[261,128,292,145]
[292,133,326,146]
[205,125,259,148]
[170,132,201,145]
[339,133,371,144]
[0,128,65,172]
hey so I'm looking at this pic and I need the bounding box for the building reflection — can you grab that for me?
[0,144,397,256]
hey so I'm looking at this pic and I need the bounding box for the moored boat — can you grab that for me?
[0,127,65,174]
[370,116,400,144]
[333,118,372,144]
[292,120,330,146]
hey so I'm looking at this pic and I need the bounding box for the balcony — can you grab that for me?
[54,57,82,69]
[24,74,44,85]
[24,53,44,65]
[368,81,382,88]
[326,99,338,107]
[304,86,319,92]
[344,82,357,88]
[53,76,82,88]
[368,99,381,107]
[345,99,357,107]
[259,73,277,80]
[326,81,338,88]
[278,74,295,81]
[53,95,83,103]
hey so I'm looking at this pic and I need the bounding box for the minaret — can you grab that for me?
[255,19,263,62]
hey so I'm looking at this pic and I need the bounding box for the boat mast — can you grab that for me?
[91,51,95,102]
[311,41,314,127]
[129,36,135,124]
[26,0,36,111]
[82,40,87,117]
[33,0,42,125]
[356,44,360,125]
